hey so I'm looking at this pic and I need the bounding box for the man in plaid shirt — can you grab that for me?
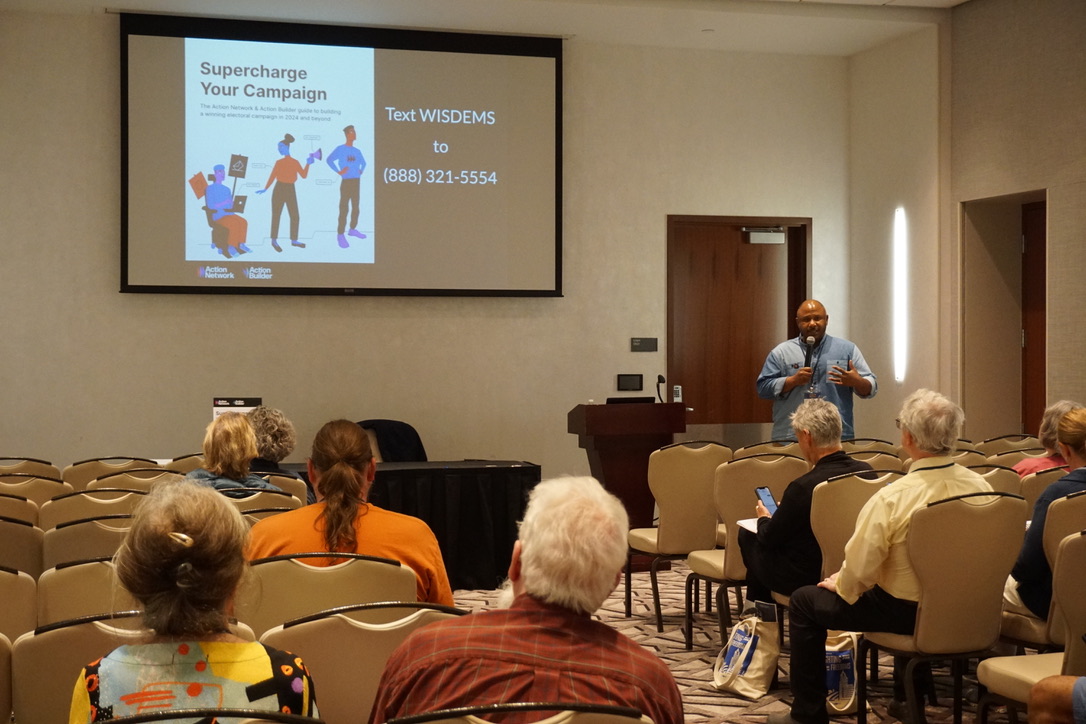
[369,476,684,724]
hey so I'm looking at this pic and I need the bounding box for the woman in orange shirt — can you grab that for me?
[247,419,453,605]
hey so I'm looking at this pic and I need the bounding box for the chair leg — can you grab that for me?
[624,549,633,617]
[715,583,729,645]
[706,580,713,613]
[951,659,963,724]
[903,657,928,724]
[857,638,870,724]
[693,577,701,614]
[649,557,664,632]
[684,574,696,650]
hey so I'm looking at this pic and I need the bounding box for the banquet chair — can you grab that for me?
[37,558,138,626]
[225,488,302,514]
[0,456,61,478]
[236,552,419,637]
[0,517,44,577]
[357,419,428,462]
[386,702,650,724]
[1000,489,1086,649]
[0,566,36,643]
[42,515,131,570]
[811,470,902,578]
[683,454,807,649]
[733,439,801,459]
[848,451,904,472]
[624,441,732,631]
[87,467,181,492]
[243,507,296,524]
[955,438,981,453]
[261,473,309,504]
[1020,467,1069,510]
[0,473,73,506]
[966,465,1022,495]
[164,452,205,473]
[262,601,467,724]
[976,434,1042,457]
[950,449,988,467]
[977,529,1086,724]
[0,492,38,525]
[103,711,325,724]
[987,448,1047,469]
[841,438,897,455]
[12,610,145,724]
[856,492,1027,724]
[38,488,147,530]
[62,456,162,491]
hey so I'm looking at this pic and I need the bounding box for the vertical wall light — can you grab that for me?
[892,207,908,382]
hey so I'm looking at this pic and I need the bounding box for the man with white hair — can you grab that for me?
[770,389,992,724]
[369,476,683,724]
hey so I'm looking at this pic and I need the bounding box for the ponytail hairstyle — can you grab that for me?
[310,420,374,553]
[115,479,249,636]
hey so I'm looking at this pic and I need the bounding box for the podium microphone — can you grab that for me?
[803,336,815,368]
[656,374,665,403]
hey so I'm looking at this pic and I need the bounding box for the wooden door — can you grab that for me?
[1021,201,1046,435]
[667,216,809,425]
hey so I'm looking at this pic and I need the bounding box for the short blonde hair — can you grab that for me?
[1057,407,1086,459]
[202,412,258,481]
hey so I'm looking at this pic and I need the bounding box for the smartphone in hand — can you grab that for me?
[755,486,778,515]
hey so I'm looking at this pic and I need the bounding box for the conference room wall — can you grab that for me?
[2,9,925,478]
[951,0,1086,428]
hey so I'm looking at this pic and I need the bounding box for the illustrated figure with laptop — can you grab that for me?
[756,299,877,440]
[204,163,250,257]
[255,133,319,252]
[326,124,367,248]
[737,398,873,604]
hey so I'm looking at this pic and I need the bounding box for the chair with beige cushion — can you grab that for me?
[1000,489,1086,649]
[811,470,903,578]
[37,558,138,626]
[224,488,302,515]
[262,601,467,724]
[0,474,73,507]
[236,552,419,638]
[386,702,651,724]
[977,434,1042,457]
[0,494,37,525]
[856,491,1027,724]
[987,448,1047,469]
[1020,467,1069,510]
[42,515,131,570]
[87,468,181,493]
[0,567,36,644]
[624,441,732,631]
[733,440,801,459]
[38,488,147,530]
[977,529,1086,723]
[967,465,1023,495]
[164,452,205,474]
[62,457,162,491]
[261,473,309,504]
[683,453,807,649]
[848,451,904,472]
[0,457,61,479]
[0,517,44,578]
[951,449,988,467]
[841,438,897,455]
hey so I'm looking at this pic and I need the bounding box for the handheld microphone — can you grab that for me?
[656,374,665,403]
[803,336,815,368]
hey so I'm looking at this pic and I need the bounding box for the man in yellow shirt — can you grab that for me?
[770,389,992,724]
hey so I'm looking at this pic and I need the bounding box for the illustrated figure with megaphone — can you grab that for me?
[256,133,319,252]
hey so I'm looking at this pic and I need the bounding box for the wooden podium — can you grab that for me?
[567,402,686,529]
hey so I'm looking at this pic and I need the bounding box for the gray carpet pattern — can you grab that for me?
[454,563,1015,724]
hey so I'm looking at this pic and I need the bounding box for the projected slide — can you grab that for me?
[123,14,560,295]
[185,39,375,266]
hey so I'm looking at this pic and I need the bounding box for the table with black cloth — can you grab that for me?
[366,460,541,591]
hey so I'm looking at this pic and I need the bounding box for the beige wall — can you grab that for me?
[952,0,1086,423]
[1,11,867,474]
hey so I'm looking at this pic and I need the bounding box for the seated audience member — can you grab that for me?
[247,405,315,504]
[1030,675,1086,724]
[186,411,282,497]
[246,419,453,605]
[1014,400,1083,478]
[738,398,873,603]
[69,480,318,721]
[369,475,684,724]
[1004,406,1086,620]
[770,389,992,724]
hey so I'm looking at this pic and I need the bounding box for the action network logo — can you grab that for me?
[198,265,235,279]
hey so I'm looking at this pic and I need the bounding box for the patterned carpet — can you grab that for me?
[454,563,1015,724]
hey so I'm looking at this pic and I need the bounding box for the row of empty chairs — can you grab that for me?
[0,455,205,490]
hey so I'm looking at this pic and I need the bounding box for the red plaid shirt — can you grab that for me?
[369,594,683,724]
